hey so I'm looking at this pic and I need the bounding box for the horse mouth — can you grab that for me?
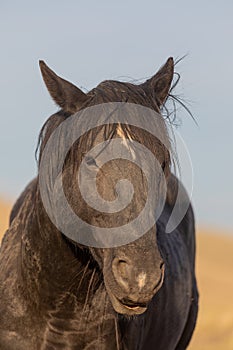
[107,292,148,315]
[119,298,148,311]
[116,297,148,314]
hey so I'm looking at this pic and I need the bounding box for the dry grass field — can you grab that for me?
[0,199,11,239]
[0,199,233,349]
[189,230,233,350]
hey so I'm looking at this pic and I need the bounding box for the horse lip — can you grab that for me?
[120,304,146,311]
[106,288,148,315]
[117,298,148,313]
[120,298,148,309]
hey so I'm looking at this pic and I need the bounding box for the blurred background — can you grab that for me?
[0,1,233,348]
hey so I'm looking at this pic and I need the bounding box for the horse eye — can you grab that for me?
[85,156,97,167]
[161,161,166,171]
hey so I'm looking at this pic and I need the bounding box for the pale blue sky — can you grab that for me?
[0,1,233,231]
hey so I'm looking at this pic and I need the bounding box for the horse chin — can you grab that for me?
[106,290,148,316]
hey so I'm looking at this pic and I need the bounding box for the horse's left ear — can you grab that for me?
[39,60,88,114]
[141,57,174,107]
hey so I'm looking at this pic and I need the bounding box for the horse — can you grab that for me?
[0,58,198,349]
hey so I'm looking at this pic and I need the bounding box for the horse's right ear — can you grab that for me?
[39,61,88,114]
[140,57,174,107]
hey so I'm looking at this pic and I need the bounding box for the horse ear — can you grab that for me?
[39,60,88,113]
[141,57,174,107]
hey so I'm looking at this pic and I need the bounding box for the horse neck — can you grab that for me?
[19,179,101,309]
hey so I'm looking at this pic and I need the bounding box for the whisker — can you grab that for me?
[78,268,96,339]
[76,260,90,292]
[114,317,120,350]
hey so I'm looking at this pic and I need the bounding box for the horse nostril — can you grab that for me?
[112,257,132,290]
[160,261,165,270]
[152,262,165,291]
[117,260,128,278]
[118,259,127,265]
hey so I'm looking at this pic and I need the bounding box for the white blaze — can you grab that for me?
[116,124,136,160]
[137,272,147,290]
